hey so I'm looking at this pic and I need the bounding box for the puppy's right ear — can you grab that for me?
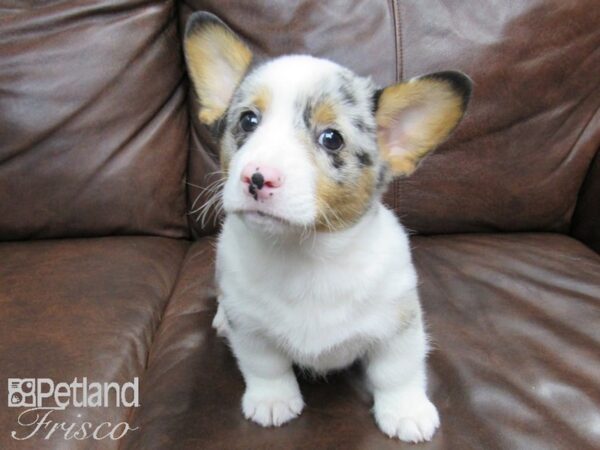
[184,12,253,125]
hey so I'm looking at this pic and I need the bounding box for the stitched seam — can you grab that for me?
[395,0,404,82]
[389,0,403,210]
[117,241,191,450]
[179,1,197,238]
[389,0,403,82]
[568,102,600,233]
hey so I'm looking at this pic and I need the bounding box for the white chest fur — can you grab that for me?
[217,203,419,372]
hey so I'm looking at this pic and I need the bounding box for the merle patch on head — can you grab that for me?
[339,83,357,107]
[353,118,375,135]
[302,102,312,129]
[357,152,373,167]
[371,88,383,114]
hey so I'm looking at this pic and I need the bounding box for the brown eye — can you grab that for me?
[240,111,259,132]
[318,129,344,152]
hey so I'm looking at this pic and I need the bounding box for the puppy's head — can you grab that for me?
[184,12,471,234]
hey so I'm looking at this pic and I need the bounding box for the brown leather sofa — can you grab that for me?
[1,1,599,449]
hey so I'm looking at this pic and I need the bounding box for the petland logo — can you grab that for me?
[8,377,139,441]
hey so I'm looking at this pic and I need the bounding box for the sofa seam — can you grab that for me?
[117,240,192,450]
[388,0,403,211]
[148,244,192,375]
[568,101,600,234]
[178,0,197,239]
[388,0,403,82]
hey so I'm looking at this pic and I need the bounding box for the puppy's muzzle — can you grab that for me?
[241,163,283,201]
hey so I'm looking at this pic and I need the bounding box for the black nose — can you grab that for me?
[251,172,264,189]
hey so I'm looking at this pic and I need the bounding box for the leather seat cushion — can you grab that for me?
[120,234,600,449]
[0,236,189,449]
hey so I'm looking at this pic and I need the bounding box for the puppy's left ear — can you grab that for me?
[375,71,472,176]
[184,12,253,126]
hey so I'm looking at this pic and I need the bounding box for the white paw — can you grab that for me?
[374,391,440,443]
[212,303,230,337]
[242,386,304,427]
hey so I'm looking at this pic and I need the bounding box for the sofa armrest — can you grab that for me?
[571,148,600,254]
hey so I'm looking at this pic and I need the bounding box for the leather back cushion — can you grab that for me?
[185,0,600,236]
[0,1,189,240]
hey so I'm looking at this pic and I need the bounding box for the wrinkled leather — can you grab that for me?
[0,1,189,240]
[118,234,600,450]
[413,233,600,450]
[1,0,597,238]
[1,0,599,449]
[395,0,600,235]
[0,236,189,448]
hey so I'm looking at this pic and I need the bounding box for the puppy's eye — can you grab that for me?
[318,129,344,152]
[240,111,260,132]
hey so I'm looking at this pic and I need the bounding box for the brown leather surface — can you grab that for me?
[413,233,600,450]
[120,234,600,450]
[1,1,599,448]
[395,0,600,234]
[2,0,597,239]
[181,0,397,236]
[0,1,189,240]
[0,236,189,449]
[572,148,600,254]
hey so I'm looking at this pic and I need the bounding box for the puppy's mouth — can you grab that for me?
[233,209,296,228]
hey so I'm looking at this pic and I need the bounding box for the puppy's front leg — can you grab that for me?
[365,313,439,443]
[228,329,304,427]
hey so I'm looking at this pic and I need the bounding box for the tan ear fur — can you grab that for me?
[184,13,253,125]
[376,72,471,176]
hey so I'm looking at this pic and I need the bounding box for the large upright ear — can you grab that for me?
[184,12,253,126]
[375,71,472,176]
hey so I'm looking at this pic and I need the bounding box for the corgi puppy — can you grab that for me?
[184,12,471,443]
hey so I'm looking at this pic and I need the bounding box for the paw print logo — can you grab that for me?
[7,379,36,407]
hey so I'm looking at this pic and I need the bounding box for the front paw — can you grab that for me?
[374,391,440,443]
[242,385,304,427]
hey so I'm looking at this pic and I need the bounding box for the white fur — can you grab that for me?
[216,205,438,442]
[215,55,439,443]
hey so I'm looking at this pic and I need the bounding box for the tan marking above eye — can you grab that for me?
[250,86,272,113]
[312,99,338,126]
